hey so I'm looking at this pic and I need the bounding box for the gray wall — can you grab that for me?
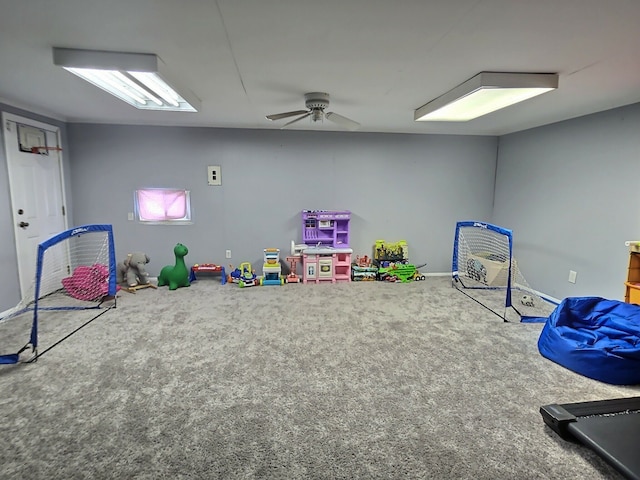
[0,103,72,313]
[6,101,637,313]
[67,125,497,280]
[493,103,640,301]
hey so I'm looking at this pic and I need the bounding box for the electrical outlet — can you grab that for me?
[226,250,231,259]
[568,270,577,284]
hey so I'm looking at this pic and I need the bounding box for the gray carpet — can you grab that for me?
[1,277,637,479]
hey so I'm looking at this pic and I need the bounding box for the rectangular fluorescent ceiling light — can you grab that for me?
[414,72,558,122]
[53,47,198,112]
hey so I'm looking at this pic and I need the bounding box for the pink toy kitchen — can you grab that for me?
[301,210,353,284]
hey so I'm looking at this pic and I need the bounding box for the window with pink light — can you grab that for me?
[135,188,192,224]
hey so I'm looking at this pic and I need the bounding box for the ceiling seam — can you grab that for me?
[215,0,248,97]
[385,0,485,97]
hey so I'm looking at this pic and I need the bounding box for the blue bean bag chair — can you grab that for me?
[538,297,640,385]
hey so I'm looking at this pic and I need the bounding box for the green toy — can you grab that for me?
[157,243,190,290]
[378,263,417,283]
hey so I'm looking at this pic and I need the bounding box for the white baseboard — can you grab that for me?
[0,306,20,322]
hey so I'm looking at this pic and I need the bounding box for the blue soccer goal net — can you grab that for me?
[452,221,556,322]
[0,224,117,364]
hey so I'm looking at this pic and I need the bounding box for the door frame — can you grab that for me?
[2,111,69,298]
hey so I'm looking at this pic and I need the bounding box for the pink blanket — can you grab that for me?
[61,263,110,301]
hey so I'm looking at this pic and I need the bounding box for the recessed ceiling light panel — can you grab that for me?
[53,47,199,112]
[415,72,558,122]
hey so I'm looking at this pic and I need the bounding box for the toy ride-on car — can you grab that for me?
[237,262,259,288]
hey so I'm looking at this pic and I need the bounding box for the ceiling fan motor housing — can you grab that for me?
[265,91,358,130]
[305,92,330,110]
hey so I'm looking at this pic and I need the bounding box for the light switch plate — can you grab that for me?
[207,165,222,186]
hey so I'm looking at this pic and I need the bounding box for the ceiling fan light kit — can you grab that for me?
[414,72,559,122]
[266,92,360,131]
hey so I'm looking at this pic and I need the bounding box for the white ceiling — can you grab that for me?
[1,0,639,136]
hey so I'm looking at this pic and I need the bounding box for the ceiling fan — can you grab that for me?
[266,92,360,131]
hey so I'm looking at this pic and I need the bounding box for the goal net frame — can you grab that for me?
[452,221,556,322]
[0,224,117,364]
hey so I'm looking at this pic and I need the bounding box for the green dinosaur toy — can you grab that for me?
[157,243,190,290]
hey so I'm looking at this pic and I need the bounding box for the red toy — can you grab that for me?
[285,256,301,283]
[189,263,227,284]
[355,255,372,267]
[192,263,223,273]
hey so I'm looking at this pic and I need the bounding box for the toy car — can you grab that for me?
[227,265,242,283]
[237,262,259,288]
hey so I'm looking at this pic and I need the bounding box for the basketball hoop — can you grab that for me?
[30,146,63,155]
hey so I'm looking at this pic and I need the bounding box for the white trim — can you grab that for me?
[135,188,192,224]
[0,307,18,322]
[448,270,561,304]
[3,112,62,134]
[513,282,561,305]
[0,97,67,122]
[2,112,69,298]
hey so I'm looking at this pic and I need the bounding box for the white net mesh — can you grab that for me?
[26,228,113,311]
[1,225,116,362]
[453,222,556,321]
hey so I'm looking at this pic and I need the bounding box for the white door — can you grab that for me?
[3,112,68,297]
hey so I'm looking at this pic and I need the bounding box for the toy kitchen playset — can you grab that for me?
[300,210,352,284]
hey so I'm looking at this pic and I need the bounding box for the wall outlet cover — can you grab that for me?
[208,166,222,186]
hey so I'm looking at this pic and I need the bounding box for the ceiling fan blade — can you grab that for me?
[280,112,312,129]
[266,110,309,121]
[325,112,360,131]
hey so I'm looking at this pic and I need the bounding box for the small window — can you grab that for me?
[135,188,192,224]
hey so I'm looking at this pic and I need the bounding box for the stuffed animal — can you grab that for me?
[117,252,151,287]
[157,243,190,290]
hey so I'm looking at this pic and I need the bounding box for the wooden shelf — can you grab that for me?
[624,251,640,304]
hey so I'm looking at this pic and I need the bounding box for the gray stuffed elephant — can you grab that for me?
[117,252,150,287]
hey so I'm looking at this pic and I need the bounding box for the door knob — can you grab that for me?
[19,221,29,228]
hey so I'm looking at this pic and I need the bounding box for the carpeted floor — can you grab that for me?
[0,277,637,479]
